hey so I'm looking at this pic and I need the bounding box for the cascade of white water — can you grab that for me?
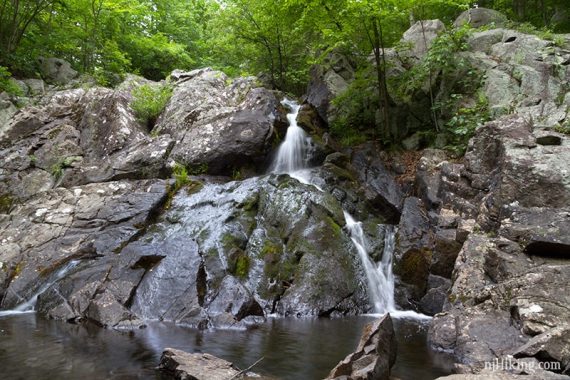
[0,260,79,317]
[344,211,396,314]
[271,99,428,320]
[270,99,311,174]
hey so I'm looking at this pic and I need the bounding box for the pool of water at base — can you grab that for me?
[0,313,454,380]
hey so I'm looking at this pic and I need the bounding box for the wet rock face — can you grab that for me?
[394,197,433,302]
[1,173,373,328]
[0,180,168,327]
[326,314,397,380]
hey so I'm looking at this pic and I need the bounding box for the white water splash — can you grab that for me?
[0,260,79,317]
[270,99,311,174]
[344,212,430,320]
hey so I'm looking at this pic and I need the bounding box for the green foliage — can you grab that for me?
[172,163,190,189]
[554,121,570,136]
[0,194,14,214]
[130,83,172,129]
[330,69,378,146]
[395,25,474,102]
[483,0,570,32]
[0,67,23,96]
[50,156,81,181]
[234,255,250,278]
[188,163,209,175]
[444,91,491,156]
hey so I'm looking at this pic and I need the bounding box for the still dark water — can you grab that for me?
[0,314,454,380]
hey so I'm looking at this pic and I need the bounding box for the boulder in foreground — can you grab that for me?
[159,348,269,380]
[326,314,397,380]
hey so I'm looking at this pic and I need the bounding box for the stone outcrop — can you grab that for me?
[326,314,397,380]
[37,57,79,85]
[306,52,355,124]
[159,349,267,380]
[155,68,284,174]
[425,101,570,377]
[454,8,508,28]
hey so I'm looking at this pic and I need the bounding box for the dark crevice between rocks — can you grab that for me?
[525,241,570,259]
[505,36,517,43]
[131,255,165,270]
[113,189,171,254]
[39,242,100,278]
[124,256,165,309]
[235,299,264,321]
[536,135,562,146]
[196,261,207,307]
[318,291,355,317]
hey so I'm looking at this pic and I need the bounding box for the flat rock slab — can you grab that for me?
[159,348,265,380]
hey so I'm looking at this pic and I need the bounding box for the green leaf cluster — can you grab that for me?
[0,67,23,96]
[130,83,172,129]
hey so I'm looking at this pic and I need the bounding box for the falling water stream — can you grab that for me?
[344,212,396,314]
[0,98,450,379]
[0,260,79,317]
[274,99,428,320]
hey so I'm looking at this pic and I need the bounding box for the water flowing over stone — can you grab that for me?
[0,260,79,317]
[344,211,396,314]
[270,99,311,174]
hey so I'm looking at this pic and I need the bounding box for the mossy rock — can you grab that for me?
[0,194,14,214]
[227,248,250,279]
[395,247,432,298]
[322,162,356,182]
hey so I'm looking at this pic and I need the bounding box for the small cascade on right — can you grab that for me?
[344,211,430,320]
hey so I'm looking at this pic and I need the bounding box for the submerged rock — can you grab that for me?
[326,314,397,380]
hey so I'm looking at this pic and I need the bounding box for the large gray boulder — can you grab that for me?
[454,8,508,28]
[306,52,355,124]
[0,84,174,201]
[0,96,17,131]
[351,144,404,224]
[402,20,446,60]
[155,68,283,175]
[326,314,397,380]
[37,57,78,85]
[393,197,433,301]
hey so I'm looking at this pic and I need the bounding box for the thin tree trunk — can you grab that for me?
[372,17,390,140]
[419,19,440,132]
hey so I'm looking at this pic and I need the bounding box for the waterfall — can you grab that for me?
[0,260,79,317]
[270,99,311,174]
[344,212,430,320]
[271,99,428,320]
[344,211,396,314]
